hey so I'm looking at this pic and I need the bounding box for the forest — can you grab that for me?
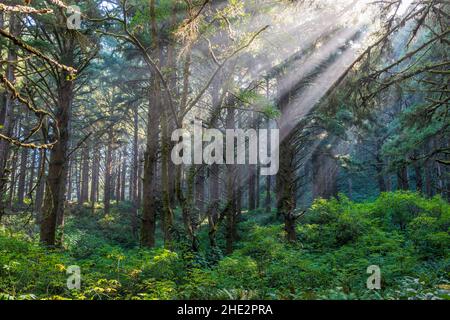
[0,0,449,301]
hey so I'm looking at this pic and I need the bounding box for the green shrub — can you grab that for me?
[212,255,261,290]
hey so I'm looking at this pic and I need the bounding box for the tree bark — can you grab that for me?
[414,164,423,193]
[17,143,29,205]
[130,106,139,235]
[225,108,236,253]
[120,149,126,201]
[27,148,37,197]
[375,162,387,193]
[35,149,46,220]
[396,165,409,190]
[0,14,20,218]
[140,80,160,247]
[90,149,100,203]
[312,144,339,200]
[79,144,90,204]
[104,132,113,215]
[40,68,74,246]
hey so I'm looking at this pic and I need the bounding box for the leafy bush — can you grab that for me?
[0,191,448,300]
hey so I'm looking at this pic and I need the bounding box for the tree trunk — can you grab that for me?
[8,147,18,209]
[27,148,37,197]
[90,149,100,203]
[115,151,121,204]
[397,165,409,190]
[256,165,260,209]
[104,133,113,215]
[248,164,256,211]
[277,135,297,242]
[265,174,271,212]
[312,144,339,200]
[225,108,236,254]
[276,76,299,242]
[141,80,160,247]
[66,157,72,201]
[195,165,205,214]
[208,163,220,247]
[131,106,139,235]
[375,163,387,193]
[17,144,29,205]
[414,164,423,193]
[80,145,90,204]
[0,14,20,218]
[76,158,81,202]
[120,150,126,201]
[40,70,74,247]
[35,149,46,221]
[160,105,174,247]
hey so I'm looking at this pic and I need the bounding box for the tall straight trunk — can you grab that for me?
[424,143,434,196]
[141,80,160,247]
[433,139,446,197]
[436,162,444,196]
[160,105,174,247]
[265,174,271,212]
[166,0,178,208]
[248,164,256,211]
[35,149,46,220]
[104,133,113,215]
[156,16,174,247]
[397,165,409,190]
[40,68,74,246]
[312,144,338,199]
[424,161,433,197]
[141,0,163,247]
[444,139,450,200]
[225,172,236,254]
[208,163,220,247]
[206,78,223,247]
[276,135,297,241]
[255,118,261,209]
[110,160,116,201]
[66,158,72,201]
[115,151,121,203]
[138,152,143,208]
[375,163,387,193]
[16,112,29,205]
[76,158,81,202]
[248,113,256,211]
[8,147,18,208]
[195,166,205,214]
[120,150,126,201]
[264,81,272,213]
[234,184,241,241]
[176,165,197,249]
[276,80,298,242]
[414,164,423,193]
[17,144,29,205]
[0,14,20,219]
[386,172,392,192]
[27,148,37,196]
[130,107,139,235]
[225,108,236,254]
[256,165,260,209]
[131,109,139,200]
[90,149,100,203]
[80,145,90,204]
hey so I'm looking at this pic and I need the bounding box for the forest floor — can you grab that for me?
[0,191,449,300]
